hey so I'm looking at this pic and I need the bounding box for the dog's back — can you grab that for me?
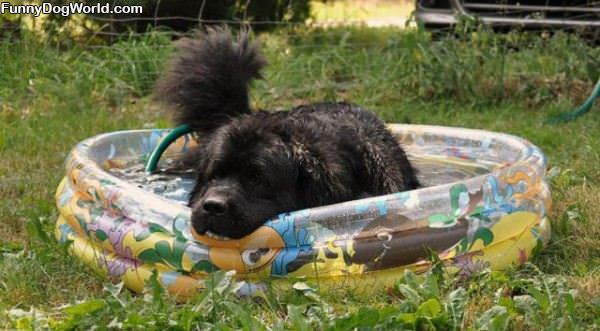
[288,102,420,193]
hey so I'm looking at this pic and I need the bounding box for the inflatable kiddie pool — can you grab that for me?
[55,124,551,297]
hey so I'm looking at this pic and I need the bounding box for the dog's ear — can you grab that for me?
[291,141,351,206]
[155,26,267,135]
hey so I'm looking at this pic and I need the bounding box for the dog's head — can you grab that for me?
[188,114,352,239]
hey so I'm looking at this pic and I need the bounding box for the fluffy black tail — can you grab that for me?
[155,27,267,133]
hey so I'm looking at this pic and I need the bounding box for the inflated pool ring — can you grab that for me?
[55,125,551,297]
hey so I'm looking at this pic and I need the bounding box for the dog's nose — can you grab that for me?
[202,198,227,216]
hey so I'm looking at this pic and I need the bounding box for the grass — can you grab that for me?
[1,21,600,329]
[310,0,414,24]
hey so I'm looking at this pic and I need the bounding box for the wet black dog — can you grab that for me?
[155,27,419,239]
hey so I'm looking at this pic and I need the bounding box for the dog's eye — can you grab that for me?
[248,173,268,186]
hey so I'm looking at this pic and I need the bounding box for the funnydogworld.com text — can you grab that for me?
[0,2,143,17]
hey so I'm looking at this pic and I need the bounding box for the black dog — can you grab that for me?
[155,27,420,239]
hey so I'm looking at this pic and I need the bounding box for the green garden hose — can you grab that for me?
[145,124,192,173]
[546,78,600,124]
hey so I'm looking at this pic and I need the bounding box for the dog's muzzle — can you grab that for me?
[190,181,241,236]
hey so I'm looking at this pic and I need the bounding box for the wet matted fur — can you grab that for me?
[155,27,420,239]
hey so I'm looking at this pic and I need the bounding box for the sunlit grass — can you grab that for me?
[310,0,415,24]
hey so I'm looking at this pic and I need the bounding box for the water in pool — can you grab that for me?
[108,157,490,204]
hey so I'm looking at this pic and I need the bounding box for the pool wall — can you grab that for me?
[55,125,551,296]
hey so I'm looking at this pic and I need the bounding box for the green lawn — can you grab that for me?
[1,24,599,329]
